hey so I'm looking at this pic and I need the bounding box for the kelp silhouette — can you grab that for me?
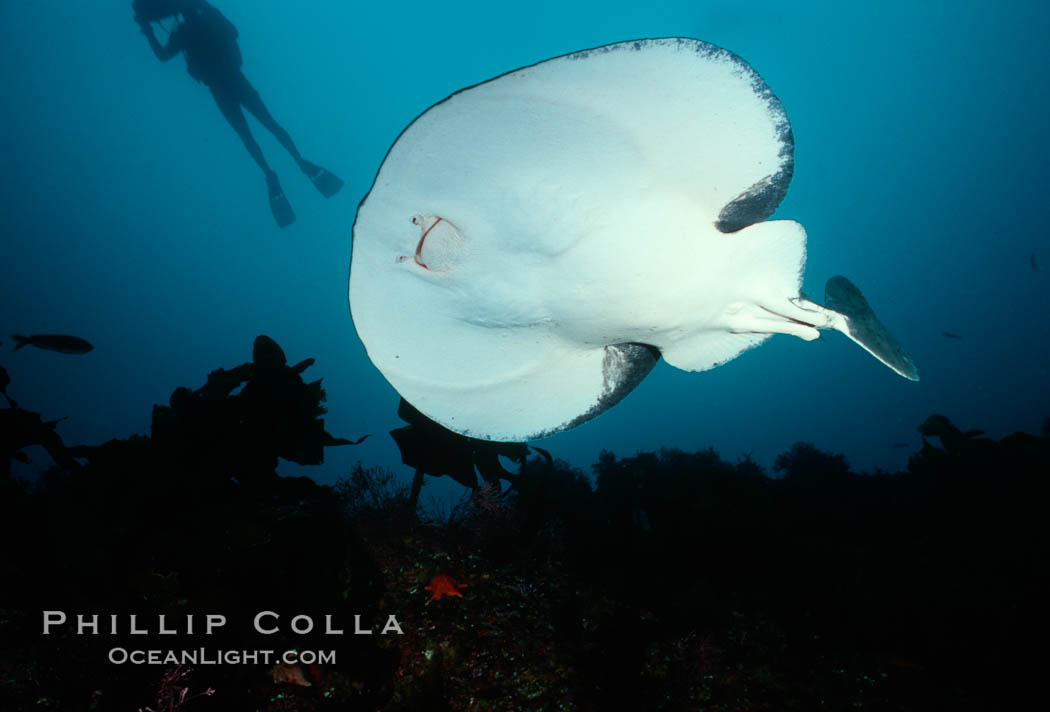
[151,335,365,479]
[390,398,550,509]
[1,407,77,479]
[0,364,15,408]
[917,414,988,454]
[0,363,79,479]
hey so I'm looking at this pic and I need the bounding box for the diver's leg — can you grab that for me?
[210,84,274,178]
[237,75,306,167]
[238,74,344,198]
[211,84,295,227]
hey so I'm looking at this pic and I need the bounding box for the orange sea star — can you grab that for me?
[424,574,467,601]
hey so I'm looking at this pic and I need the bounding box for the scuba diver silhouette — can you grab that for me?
[133,0,343,227]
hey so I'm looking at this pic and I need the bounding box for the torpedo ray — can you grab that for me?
[349,38,918,441]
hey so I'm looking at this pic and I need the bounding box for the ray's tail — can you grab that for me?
[823,276,919,381]
[751,277,920,381]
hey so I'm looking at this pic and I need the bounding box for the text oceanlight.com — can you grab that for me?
[107,648,336,666]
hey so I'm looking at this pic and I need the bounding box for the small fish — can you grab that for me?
[11,334,94,354]
[942,332,962,339]
[1031,254,1039,272]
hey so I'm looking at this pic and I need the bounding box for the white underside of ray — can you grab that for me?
[350,39,839,441]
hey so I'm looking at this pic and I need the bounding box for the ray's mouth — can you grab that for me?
[412,215,446,270]
[398,215,464,273]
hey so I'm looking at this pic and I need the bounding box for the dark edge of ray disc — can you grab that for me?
[525,342,661,440]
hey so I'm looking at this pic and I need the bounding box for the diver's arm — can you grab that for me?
[137,19,180,62]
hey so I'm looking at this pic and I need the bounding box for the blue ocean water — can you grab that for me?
[2,0,1048,492]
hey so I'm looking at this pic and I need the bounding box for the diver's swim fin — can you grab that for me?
[267,174,296,228]
[302,161,344,198]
